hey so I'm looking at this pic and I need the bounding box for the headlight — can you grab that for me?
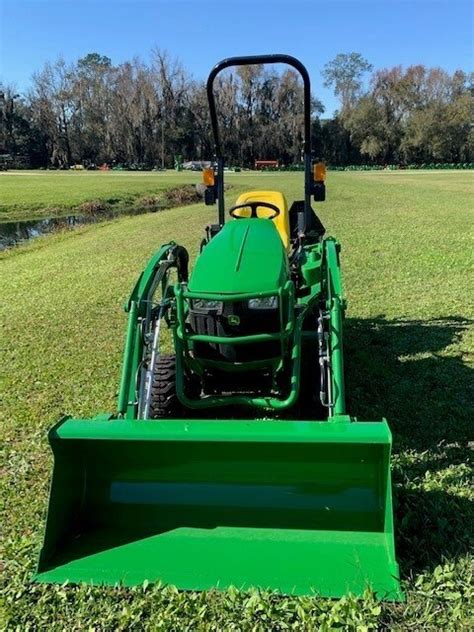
[248,296,278,310]
[191,299,223,312]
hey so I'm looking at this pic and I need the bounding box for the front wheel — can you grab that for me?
[149,354,182,418]
[148,354,200,418]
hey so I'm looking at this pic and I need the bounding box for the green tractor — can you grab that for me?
[35,55,402,600]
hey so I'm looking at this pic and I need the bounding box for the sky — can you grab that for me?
[0,0,472,115]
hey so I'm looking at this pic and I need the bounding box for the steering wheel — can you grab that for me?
[228,201,281,220]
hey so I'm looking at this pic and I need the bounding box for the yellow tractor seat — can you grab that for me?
[233,190,290,250]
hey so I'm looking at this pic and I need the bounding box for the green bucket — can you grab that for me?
[35,417,403,600]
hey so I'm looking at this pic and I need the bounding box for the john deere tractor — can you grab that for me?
[35,55,402,600]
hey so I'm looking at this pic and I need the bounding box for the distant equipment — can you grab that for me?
[255,159,279,169]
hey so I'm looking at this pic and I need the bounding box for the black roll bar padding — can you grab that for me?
[206,54,313,232]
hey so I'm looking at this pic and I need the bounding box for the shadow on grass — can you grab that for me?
[345,315,473,575]
[345,315,472,449]
[394,487,472,577]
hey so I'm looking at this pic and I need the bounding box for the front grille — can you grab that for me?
[188,301,281,362]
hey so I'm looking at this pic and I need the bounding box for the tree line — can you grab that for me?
[0,50,472,168]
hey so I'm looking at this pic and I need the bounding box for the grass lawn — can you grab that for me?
[0,170,203,221]
[1,171,473,629]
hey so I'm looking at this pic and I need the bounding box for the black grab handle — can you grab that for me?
[206,54,312,159]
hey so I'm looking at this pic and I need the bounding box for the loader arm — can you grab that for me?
[324,239,346,417]
[118,242,187,418]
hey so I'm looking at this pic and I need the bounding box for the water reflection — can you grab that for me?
[0,208,152,250]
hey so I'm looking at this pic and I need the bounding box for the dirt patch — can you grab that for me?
[162,185,202,206]
[77,199,112,216]
[134,195,162,211]
[133,185,202,213]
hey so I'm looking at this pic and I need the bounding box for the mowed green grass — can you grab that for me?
[0,170,203,220]
[1,171,473,629]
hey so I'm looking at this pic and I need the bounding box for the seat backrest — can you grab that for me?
[233,190,290,250]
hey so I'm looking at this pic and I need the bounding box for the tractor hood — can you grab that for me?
[189,219,288,294]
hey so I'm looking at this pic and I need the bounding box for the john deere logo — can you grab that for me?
[227,314,240,326]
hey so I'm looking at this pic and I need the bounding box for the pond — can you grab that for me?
[0,207,154,250]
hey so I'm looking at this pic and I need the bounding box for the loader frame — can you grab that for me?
[117,238,345,417]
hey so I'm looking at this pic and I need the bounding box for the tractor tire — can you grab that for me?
[149,354,182,419]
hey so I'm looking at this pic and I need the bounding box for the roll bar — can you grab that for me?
[206,54,314,232]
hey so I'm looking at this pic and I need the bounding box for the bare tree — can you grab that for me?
[322,52,373,114]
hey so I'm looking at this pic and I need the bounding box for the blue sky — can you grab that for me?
[0,0,472,115]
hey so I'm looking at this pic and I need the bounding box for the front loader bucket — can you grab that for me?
[35,417,403,600]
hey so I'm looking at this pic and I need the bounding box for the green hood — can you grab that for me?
[189,219,288,294]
